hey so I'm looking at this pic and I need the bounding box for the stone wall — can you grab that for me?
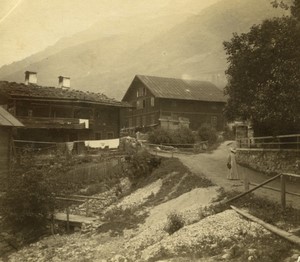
[236,149,300,175]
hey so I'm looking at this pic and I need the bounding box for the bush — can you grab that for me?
[148,127,195,145]
[198,124,218,145]
[2,170,55,231]
[148,128,172,144]
[125,150,161,181]
[164,211,185,235]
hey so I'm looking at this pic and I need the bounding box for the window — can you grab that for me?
[137,87,146,97]
[171,101,177,107]
[137,99,145,109]
[150,97,155,107]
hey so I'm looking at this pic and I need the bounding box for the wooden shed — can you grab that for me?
[0,106,23,190]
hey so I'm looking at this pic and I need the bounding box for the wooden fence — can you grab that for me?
[237,134,300,150]
[145,141,208,156]
[233,172,300,210]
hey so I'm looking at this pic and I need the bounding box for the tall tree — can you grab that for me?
[223,0,300,136]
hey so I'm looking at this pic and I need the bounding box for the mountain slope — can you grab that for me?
[0,0,285,99]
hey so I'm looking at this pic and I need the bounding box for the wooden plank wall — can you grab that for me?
[0,128,10,190]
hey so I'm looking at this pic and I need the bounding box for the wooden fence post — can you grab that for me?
[66,206,70,233]
[244,170,249,192]
[281,174,286,210]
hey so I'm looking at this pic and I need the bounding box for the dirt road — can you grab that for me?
[158,141,300,209]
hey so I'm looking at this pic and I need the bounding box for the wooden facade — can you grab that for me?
[122,75,226,131]
[0,81,128,142]
[0,127,11,189]
[0,106,23,190]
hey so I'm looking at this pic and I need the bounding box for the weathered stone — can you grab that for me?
[221,253,230,259]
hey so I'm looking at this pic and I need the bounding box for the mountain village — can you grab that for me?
[0,0,300,261]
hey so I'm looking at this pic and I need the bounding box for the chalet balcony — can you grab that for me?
[17,116,93,129]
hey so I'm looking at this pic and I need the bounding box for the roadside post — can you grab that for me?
[281,174,286,210]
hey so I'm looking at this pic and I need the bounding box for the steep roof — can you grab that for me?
[0,106,23,127]
[0,81,129,107]
[132,75,226,103]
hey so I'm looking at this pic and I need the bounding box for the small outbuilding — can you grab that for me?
[0,106,23,190]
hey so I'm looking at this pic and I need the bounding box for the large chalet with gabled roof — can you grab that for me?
[122,75,226,131]
[0,72,130,142]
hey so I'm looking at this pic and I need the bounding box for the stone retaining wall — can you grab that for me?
[236,149,300,175]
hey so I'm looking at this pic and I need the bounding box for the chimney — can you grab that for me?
[25,71,37,85]
[58,76,70,89]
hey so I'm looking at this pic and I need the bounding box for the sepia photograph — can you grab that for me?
[0,0,300,261]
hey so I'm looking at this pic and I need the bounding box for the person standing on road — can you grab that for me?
[227,148,239,180]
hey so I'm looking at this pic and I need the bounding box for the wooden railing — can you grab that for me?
[54,194,106,233]
[145,141,208,156]
[17,116,93,129]
[226,172,300,209]
[237,134,300,150]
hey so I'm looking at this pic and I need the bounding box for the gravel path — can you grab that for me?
[158,142,300,209]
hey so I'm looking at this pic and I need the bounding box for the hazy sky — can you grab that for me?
[0,0,219,67]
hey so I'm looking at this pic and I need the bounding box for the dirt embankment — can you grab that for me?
[4,155,300,262]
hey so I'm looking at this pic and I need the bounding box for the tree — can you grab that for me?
[223,0,300,136]
[2,170,56,231]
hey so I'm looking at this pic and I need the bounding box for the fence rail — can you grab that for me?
[237,134,300,150]
[144,141,208,156]
[243,173,300,209]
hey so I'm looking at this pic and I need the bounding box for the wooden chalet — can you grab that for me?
[122,75,226,131]
[0,106,23,190]
[0,72,130,142]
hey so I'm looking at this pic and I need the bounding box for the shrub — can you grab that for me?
[148,127,195,145]
[171,127,195,144]
[198,123,218,145]
[2,170,55,231]
[125,150,161,181]
[164,211,185,235]
[148,128,172,144]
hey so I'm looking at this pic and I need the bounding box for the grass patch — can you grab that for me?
[98,206,148,236]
